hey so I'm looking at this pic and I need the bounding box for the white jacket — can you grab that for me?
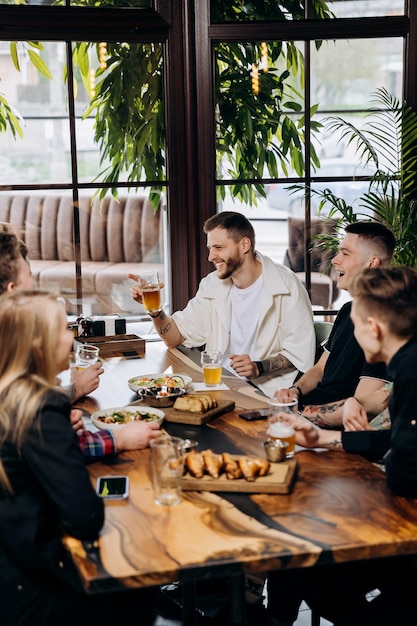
[172,252,315,397]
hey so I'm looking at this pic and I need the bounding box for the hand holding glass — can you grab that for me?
[138,270,161,315]
[267,398,298,458]
[75,344,100,370]
[201,350,222,387]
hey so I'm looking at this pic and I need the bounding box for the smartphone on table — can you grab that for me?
[238,408,269,421]
[96,475,129,499]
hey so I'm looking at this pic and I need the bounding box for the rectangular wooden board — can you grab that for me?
[74,334,145,359]
[163,399,235,425]
[181,457,297,494]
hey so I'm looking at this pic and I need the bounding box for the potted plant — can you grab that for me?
[300,87,417,267]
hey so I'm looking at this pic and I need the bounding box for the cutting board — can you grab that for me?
[163,399,235,425]
[181,457,297,494]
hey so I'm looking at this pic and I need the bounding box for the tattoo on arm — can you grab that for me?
[329,438,343,449]
[267,354,296,375]
[159,321,172,336]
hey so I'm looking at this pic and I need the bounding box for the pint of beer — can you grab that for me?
[138,270,161,315]
[267,398,297,458]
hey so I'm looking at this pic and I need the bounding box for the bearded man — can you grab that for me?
[130,211,315,396]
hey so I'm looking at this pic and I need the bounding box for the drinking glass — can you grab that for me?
[267,398,298,458]
[150,436,185,506]
[138,270,161,315]
[201,349,222,387]
[75,344,100,370]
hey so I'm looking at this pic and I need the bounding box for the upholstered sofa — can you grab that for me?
[0,193,164,315]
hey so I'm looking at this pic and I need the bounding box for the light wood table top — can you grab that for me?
[66,341,417,600]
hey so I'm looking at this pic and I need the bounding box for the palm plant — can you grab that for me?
[309,87,417,267]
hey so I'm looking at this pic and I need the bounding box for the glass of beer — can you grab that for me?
[138,270,161,315]
[201,349,222,387]
[75,344,100,370]
[266,398,298,458]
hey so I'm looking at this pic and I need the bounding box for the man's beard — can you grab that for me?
[216,251,243,279]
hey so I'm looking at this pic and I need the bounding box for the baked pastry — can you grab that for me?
[182,449,270,481]
[185,449,205,478]
[202,449,223,478]
[222,452,243,479]
[173,393,218,414]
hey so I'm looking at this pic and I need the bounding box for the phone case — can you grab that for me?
[238,410,268,421]
[96,475,129,499]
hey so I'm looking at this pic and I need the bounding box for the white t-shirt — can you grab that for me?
[223,274,263,376]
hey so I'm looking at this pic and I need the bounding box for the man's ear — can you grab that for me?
[241,236,252,253]
[6,281,16,292]
[369,256,380,268]
[369,316,383,339]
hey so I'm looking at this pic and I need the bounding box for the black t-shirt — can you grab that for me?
[303,301,387,406]
[384,335,417,497]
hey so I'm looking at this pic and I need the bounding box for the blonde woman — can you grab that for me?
[0,290,157,626]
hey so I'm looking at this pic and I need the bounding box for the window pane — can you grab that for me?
[211,1,333,23]
[0,37,167,317]
[0,0,152,6]
[311,38,403,111]
[0,188,167,317]
[330,0,405,18]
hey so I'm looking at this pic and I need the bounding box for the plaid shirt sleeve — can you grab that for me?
[77,429,117,458]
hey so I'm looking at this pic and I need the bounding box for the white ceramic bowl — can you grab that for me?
[127,373,192,394]
[91,405,164,431]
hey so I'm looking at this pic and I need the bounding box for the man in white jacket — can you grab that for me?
[130,211,315,397]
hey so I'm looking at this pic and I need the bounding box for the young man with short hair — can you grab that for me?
[275,221,396,429]
[266,265,417,626]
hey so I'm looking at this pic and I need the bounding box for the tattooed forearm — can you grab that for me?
[266,354,296,375]
[328,438,343,449]
[159,321,172,336]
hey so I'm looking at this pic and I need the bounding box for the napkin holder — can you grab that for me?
[91,315,126,337]
[74,334,145,359]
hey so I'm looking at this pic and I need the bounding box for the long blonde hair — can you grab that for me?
[0,290,67,492]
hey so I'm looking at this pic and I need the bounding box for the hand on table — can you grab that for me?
[228,354,257,378]
[113,420,162,452]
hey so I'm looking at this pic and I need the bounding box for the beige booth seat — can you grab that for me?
[0,194,164,315]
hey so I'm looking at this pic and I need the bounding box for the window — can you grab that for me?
[0,1,415,317]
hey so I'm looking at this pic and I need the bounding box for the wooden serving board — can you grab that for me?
[163,399,235,425]
[181,457,297,494]
[75,334,145,359]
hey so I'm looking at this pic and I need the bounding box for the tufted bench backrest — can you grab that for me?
[0,194,162,264]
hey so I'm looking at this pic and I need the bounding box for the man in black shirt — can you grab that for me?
[276,221,396,430]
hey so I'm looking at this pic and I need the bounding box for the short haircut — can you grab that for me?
[350,265,417,338]
[203,211,256,251]
[345,221,396,264]
[0,232,21,294]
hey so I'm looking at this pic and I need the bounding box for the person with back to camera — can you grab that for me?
[129,211,316,397]
[273,221,396,431]
[264,265,417,626]
[0,228,161,459]
[0,290,158,626]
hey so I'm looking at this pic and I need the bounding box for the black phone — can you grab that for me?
[96,475,129,499]
[238,409,269,421]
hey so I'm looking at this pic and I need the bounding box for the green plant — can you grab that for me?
[296,88,417,267]
[0,0,333,208]
[214,0,334,206]
[0,41,51,138]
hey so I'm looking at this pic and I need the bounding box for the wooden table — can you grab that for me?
[66,341,417,623]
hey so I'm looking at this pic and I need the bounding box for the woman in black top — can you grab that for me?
[0,290,157,626]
